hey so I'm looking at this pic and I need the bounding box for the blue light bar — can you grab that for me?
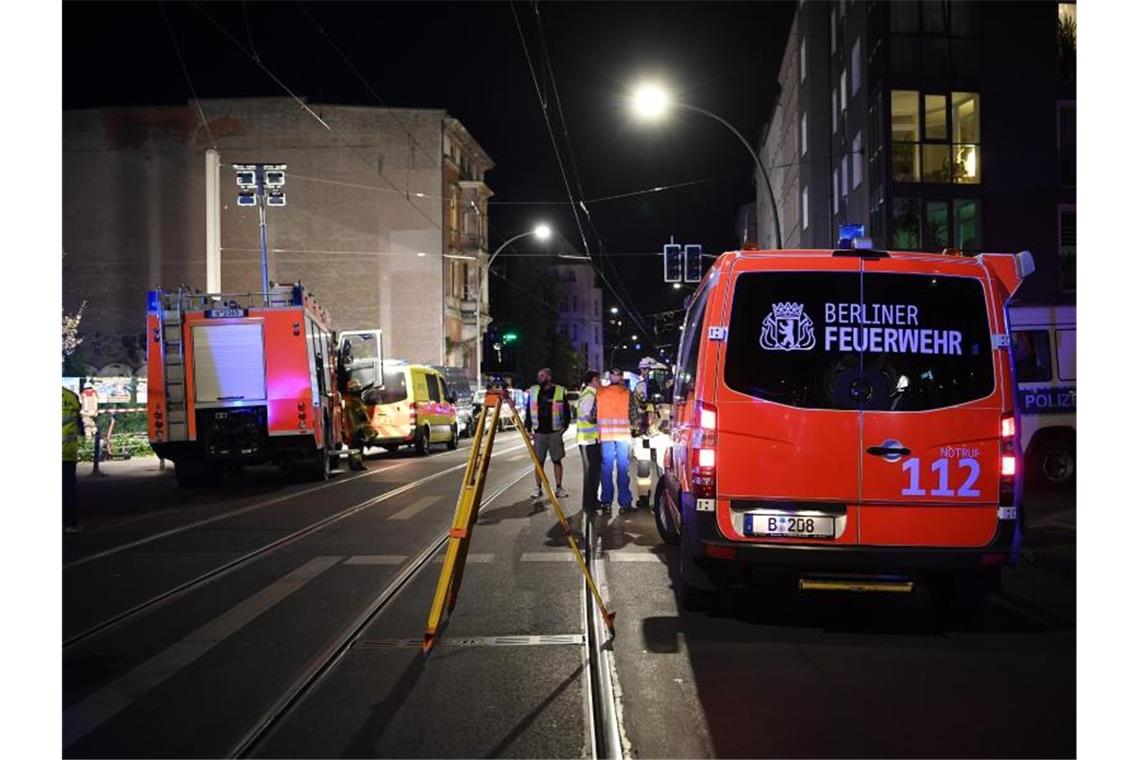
[147,290,160,312]
[837,223,873,250]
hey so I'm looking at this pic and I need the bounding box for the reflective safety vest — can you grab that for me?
[597,384,632,442]
[576,386,598,444]
[62,387,81,462]
[528,384,567,432]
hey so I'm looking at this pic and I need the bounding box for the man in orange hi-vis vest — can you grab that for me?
[597,368,635,514]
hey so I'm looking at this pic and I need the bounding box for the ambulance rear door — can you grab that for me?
[715,256,864,545]
[856,260,1002,547]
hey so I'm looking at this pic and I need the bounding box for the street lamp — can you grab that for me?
[630,82,783,248]
[476,224,551,389]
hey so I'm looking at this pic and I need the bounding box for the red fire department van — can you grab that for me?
[146,284,343,487]
[653,245,1034,608]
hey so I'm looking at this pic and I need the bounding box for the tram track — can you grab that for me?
[62,444,530,652]
[64,441,526,572]
[229,469,534,758]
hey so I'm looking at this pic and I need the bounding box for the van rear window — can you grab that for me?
[378,368,409,405]
[722,272,994,411]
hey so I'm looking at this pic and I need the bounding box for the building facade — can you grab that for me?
[553,263,605,376]
[62,98,493,375]
[757,0,1076,304]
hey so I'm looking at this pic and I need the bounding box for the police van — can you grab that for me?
[1008,304,1076,489]
[653,243,1034,607]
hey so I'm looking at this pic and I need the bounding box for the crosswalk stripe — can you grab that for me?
[520,552,575,562]
[432,553,494,563]
[63,556,342,748]
[387,495,440,520]
[344,555,407,565]
[605,552,661,562]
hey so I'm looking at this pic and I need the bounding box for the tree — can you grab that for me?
[62,300,86,373]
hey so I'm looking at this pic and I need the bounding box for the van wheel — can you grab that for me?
[311,449,331,481]
[414,425,431,456]
[1030,434,1076,490]
[653,481,679,545]
[446,424,458,450]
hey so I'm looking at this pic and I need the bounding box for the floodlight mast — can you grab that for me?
[233,163,288,305]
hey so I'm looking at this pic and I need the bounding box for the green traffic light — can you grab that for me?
[503,332,518,343]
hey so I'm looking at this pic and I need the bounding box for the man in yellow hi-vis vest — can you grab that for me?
[524,367,571,502]
[63,386,82,533]
[576,370,602,513]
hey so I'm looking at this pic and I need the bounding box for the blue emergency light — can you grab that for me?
[836,223,874,250]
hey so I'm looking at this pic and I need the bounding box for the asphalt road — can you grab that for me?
[62,438,1075,758]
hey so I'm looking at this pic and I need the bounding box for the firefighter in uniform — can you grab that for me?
[576,370,602,514]
[343,379,375,471]
[598,368,636,514]
[62,386,82,533]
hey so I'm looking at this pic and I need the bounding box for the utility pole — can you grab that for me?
[233,163,287,303]
[206,150,221,292]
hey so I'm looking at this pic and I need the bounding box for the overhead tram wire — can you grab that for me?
[511,3,652,341]
[159,1,216,151]
[529,1,653,340]
[188,2,443,235]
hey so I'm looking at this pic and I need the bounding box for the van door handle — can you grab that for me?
[866,445,910,457]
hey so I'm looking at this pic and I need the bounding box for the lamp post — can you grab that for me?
[632,83,783,249]
[476,224,551,389]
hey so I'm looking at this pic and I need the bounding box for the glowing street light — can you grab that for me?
[630,80,783,248]
[476,224,552,388]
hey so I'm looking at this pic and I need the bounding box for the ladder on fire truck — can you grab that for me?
[422,390,615,654]
[156,289,189,442]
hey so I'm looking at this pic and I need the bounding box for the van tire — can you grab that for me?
[1029,433,1076,490]
[653,481,679,545]
[674,524,716,611]
[311,449,331,481]
[414,425,431,456]
[446,424,459,450]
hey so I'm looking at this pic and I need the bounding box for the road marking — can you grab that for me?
[605,552,661,562]
[521,552,576,562]
[62,556,342,748]
[344,555,407,565]
[387,495,440,520]
[355,633,586,649]
[432,553,493,563]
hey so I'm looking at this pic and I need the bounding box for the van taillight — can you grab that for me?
[1000,412,1017,505]
[408,402,417,423]
[691,402,717,498]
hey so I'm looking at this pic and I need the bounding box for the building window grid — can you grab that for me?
[890,89,981,185]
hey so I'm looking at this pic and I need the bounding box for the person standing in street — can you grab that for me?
[524,367,572,501]
[576,370,602,514]
[62,385,82,533]
[597,368,635,514]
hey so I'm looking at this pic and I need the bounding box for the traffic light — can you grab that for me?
[502,331,518,343]
[663,244,682,283]
[684,244,703,283]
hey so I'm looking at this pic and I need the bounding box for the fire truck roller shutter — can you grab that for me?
[192,323,268,403]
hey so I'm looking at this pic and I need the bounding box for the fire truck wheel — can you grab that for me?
[446,424,459,450]
[653,481,679,545]
[311,449,331,481]
[414,425,431,456]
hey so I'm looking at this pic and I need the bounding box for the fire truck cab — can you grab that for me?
[654,246,1034,608]
[147,284,343,487]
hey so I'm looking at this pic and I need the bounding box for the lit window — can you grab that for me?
[925,201,949,249]
[852,132,863,188]
[832,88,838,133]
[831,10,837,53]
[800,38,807,83]
[802,187,809,230]
[800,112,808,157]
[842,156,849,198]
[951,92,981,184]
[891,90,920,182]
[851,38,862,95]
[840,70,848,112]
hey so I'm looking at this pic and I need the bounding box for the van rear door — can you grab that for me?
[856,263,1002,547]
[717,258,863,544]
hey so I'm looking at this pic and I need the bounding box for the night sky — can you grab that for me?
[64,1,794,347]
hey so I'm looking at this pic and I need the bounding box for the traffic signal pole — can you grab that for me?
[257,181,270,301]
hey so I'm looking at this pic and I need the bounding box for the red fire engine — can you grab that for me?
[146,284,343,488]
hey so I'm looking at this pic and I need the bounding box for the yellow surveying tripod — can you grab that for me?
[422,389,616,654]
